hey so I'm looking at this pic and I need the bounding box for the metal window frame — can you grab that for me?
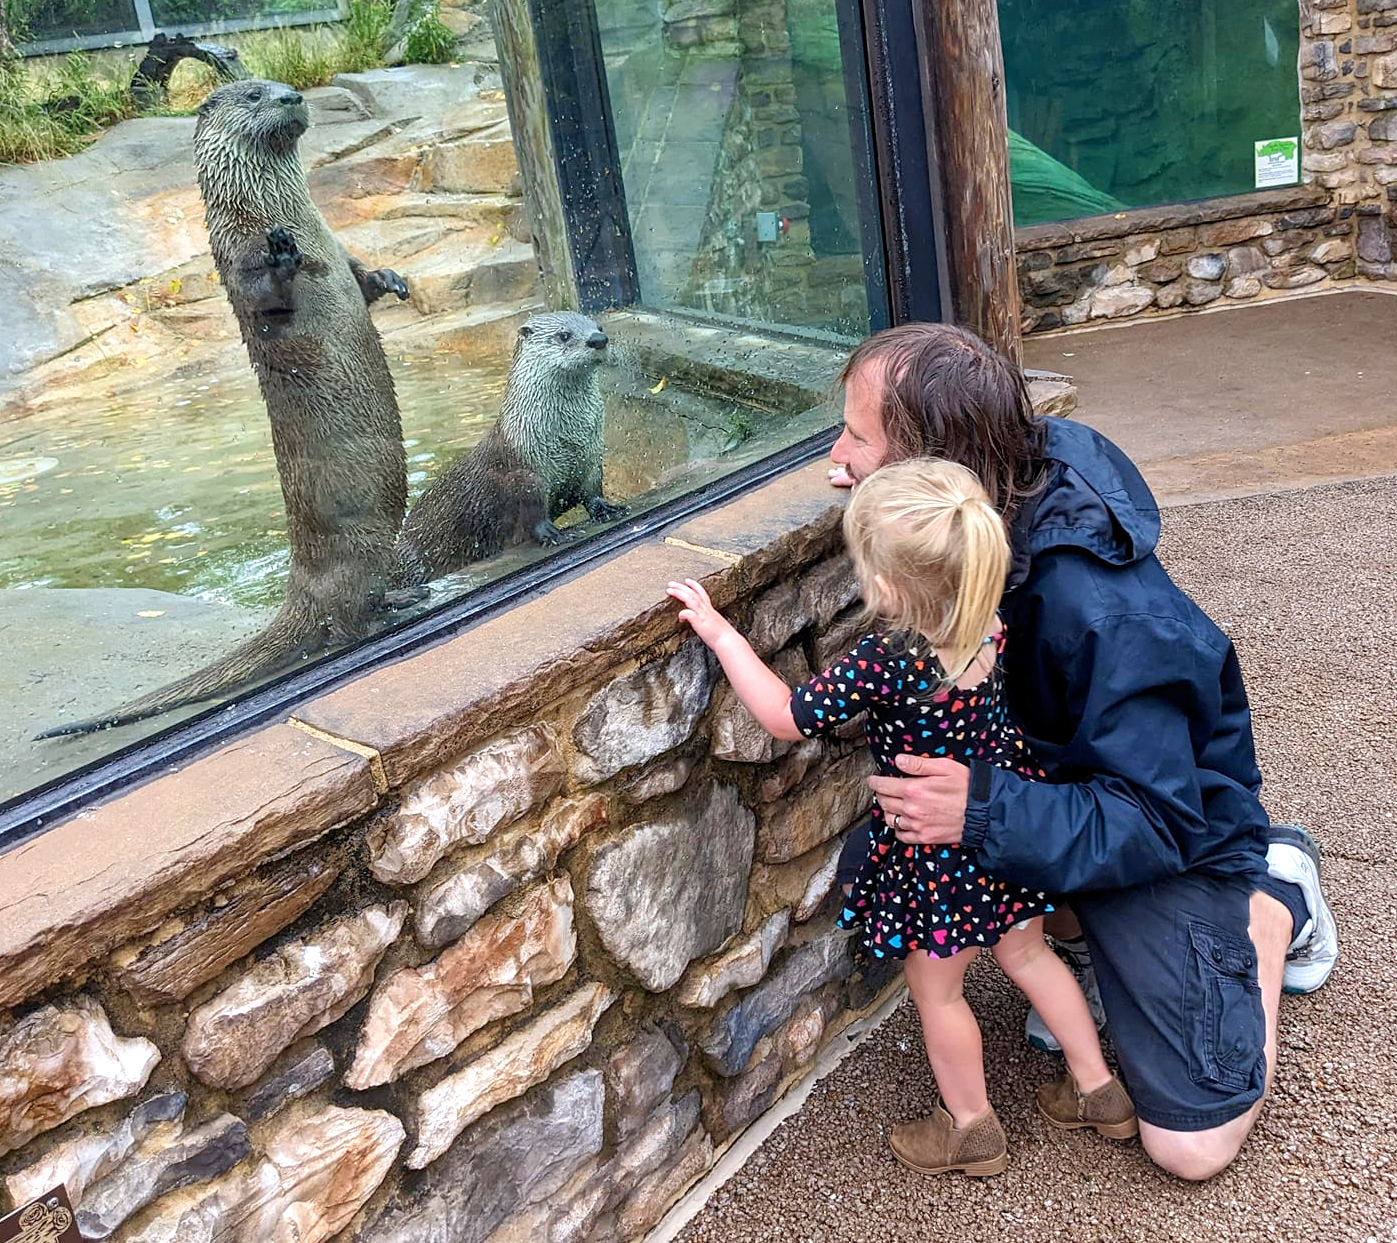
[0,0,950,853]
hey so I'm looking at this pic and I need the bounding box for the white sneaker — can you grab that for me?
[1025,938,1107,1054]
[1266,823,1339,995]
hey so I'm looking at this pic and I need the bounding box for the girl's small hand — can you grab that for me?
[828,465,856,489]
[667,578,736,649]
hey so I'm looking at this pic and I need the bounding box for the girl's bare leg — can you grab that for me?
[902,947,989,1126]
[992,922,1112,1092]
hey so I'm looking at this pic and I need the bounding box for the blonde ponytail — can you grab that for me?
[843,459,1010,679]
[939,495,1010,677]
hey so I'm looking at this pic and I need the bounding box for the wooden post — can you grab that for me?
[916,0,1022,366]
[492,0,580,310]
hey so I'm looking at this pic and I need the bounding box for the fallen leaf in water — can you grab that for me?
[649,376,668,394]
[136,610,166,617]
[170,278,183,295]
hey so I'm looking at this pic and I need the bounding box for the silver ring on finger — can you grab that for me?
[893,812,902,831]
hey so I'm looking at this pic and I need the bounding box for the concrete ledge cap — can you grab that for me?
[295,540,736,789]
[0,725,378,1010]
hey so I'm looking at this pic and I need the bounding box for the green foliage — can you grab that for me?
[243,25,339,88]
[719,406,754,451]
[0,49,134,164]
[2,0,460,163]
[337,0,393,72]
[400,1,455,65]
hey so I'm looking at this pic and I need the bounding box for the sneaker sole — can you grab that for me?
[1036,1105,1139,1141]
[1267,824,1339,995]
[1267,822,1321,857]
[890,1145,1008,1177]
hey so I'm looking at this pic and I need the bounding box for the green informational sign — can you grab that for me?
[1255,137,1299,188]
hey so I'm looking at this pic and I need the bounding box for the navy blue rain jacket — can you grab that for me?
[959,418,1269,896]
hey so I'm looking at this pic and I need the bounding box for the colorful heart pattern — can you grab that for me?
[793,629,1052,962]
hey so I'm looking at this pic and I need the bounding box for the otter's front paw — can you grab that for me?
[585,496,629,523]
[353,264,410,305]
[382,585,429,610]
[266,227,303,273]
[533,519,574,547]
[379,268,410,301]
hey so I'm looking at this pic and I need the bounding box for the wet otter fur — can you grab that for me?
[395,311,628,583]
[38,79,410,738]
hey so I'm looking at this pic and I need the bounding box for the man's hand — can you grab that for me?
[867,754,970,844]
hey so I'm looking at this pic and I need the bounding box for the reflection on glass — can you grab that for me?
[597,0,873,335]
[16,0,337,44]
[999,0,1301,226]
[0,0,878,806]
[14,0,140,41]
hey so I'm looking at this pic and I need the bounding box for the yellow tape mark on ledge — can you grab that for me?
[662,536,743,565]
[288,717,389,795]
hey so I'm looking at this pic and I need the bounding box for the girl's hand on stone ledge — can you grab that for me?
[829,465,856,489]
[667,579,738,651]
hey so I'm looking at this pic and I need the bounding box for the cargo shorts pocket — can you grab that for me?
[1181,921,1265,1092]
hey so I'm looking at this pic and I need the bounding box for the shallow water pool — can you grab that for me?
[0,350,510,609]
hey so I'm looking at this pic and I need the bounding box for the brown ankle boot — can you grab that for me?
[1036,1072,1138,1140]
[889,1100,1008,1176]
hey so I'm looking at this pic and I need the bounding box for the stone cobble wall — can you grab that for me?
[1018,0,1397,334]
[1016,187,1354,331]
[0,546,896,1243]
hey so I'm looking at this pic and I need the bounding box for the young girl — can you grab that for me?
[668,458,1136,1178]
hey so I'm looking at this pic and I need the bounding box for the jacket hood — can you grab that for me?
[1008,419,1160,590]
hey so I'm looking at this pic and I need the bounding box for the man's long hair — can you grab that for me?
[837,323,1048,522]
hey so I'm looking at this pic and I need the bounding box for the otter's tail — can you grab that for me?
[34,601,325,739]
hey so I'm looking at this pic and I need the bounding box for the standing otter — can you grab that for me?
[38,80,410,738]
[395,311,628,583]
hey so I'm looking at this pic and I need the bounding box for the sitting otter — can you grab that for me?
[38,79,410,738]
[395,310,628,583]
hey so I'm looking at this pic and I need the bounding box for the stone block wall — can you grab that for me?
[0,508,897,1243]
[1018,0,1397,333]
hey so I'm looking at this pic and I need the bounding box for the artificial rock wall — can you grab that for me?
[1018,0,1397,332]
[0,513,896,1243]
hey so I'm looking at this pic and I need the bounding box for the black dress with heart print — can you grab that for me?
[788,629,1053,961]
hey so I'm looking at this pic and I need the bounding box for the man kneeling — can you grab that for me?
[829,323,1338,1180]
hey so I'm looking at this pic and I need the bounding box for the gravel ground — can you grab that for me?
[676,476,1397,1243]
